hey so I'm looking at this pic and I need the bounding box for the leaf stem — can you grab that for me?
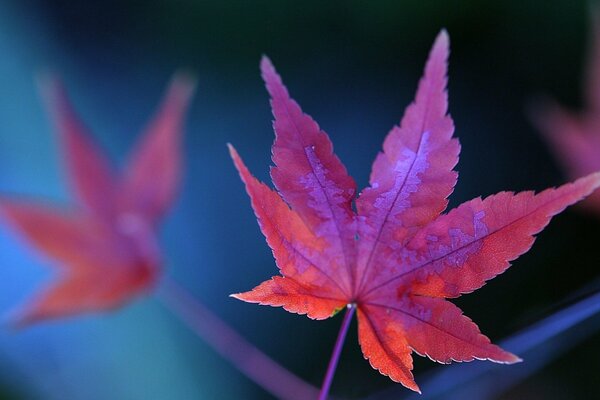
[156,276,320,400]
[319,303,356,400]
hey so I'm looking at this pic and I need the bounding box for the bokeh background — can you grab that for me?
[0,1,598,399]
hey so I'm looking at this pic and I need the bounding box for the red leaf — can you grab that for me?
[532,9,600,215]
[229,145,347,300]
[262,57,358,293]
[355,31,459,295]
[230,30,600,392]
[120,73,196,223]
[1,73,195,325]
[232,276,346,321]
[40,76,117,219]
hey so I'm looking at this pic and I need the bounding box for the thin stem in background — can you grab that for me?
[156,276,320,400]
[319,304,356,400]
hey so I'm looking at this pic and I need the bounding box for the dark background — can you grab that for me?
[0,1,598,399]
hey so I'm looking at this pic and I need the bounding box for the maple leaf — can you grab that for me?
[532,9,600,215]
[1,73,195,326]
[229,31,600,392]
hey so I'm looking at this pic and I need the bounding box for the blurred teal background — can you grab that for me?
[0,1,599,399]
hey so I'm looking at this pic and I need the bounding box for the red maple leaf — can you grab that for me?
[532,9,600,215]
[229,31,600,392]
[1,73,195,326]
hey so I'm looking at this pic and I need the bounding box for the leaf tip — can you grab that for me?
[589,170,600,187]
[156,71,197,124]
[504,352,523,364]
[574,171,600,196]
[437,28,450,47]
[229,292,247,302]
[227,144,248,179]
[492,349,522,365]
[409,381,422,394]
[260,55,275,75]
[35,72,73,134]
[226,142,237,158]
[430,29,450,65]
[260,55,284,95]
[36,69,61,101]
[434,28,450,51]
[169,70,198,103]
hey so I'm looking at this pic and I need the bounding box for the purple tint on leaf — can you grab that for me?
[230,31,600,393]
[355,31,459,295]
[229,145,347,300]
[262,56,357,293]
